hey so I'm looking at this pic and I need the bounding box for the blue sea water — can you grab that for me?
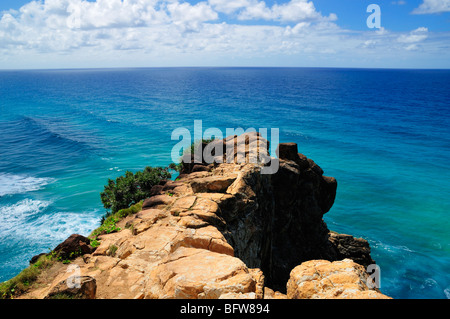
[0,67,449,299]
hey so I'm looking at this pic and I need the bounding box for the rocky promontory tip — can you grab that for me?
[15,133,390,299]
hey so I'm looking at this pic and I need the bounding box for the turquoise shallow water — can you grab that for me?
[0,67,449,298]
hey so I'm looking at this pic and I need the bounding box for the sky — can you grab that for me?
[0,0,449,69]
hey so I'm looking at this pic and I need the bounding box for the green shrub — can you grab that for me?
[107,245,118,257]
[168,162,183,172]
[89,216,121,241]
[100,166,171,215]
[0,254,55,299]
[89,201,143,243]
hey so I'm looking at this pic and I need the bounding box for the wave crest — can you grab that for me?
[0,173,54,197]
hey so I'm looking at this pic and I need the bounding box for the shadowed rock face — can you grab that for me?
[178,134,371,292]
[20,133,386,300]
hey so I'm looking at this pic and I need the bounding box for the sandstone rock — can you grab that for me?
[191,164,211,173]
[181,133,269,174]
[169,226,233,255]
[191,197,220,214]
[142,195,174,209]
[263,287,287,299]
[190,176,237,193]
[52,234,94,260]
[177,215,210,229]
[163,180,184,191]
[172,196,197,210]
[328,232,375,268]
[148,184,165,196]
[85,255,120,272]
[189,209,225,229]
[219,292,256,299]
[145,247,259,299]
[45,276,96,299]
[93,229,134,257]
[286,259,390,299]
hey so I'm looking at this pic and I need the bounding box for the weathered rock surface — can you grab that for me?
[45,276,97,299]
[18,133,390,299]
[328,232,375,268]
[52,234,94,260]
[287,259,390,299]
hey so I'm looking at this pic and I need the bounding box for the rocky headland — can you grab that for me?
[14,133,390,299]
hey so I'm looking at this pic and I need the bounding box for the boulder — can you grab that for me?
[45,276,97,299]
[52,234,93,260]
[29,253,47,265]
[142,195,174,209]
[287,259,390,299]
[190,176,237,193]
[145,247,261,299]
[328,232,375,268]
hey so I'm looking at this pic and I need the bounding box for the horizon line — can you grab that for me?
[1,65,450,72]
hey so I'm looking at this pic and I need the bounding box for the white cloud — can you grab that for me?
[397,27,429,43]
[237,1,273,20]
[412,0,450,14]
[375,27,389,35]
[405,44,419,51]
[208,0,251,14]
[2,0,333,55]
[270,0,323,22]
[0,1,448,69]
[168,1,218,31]
[208,0,334,22]
[234,0,335,22]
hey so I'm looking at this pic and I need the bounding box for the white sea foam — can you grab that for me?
[0,199,51,235]
[0,173,54,197]
[372,240,415,254]
[0,199,99,244]
[29,211,100,242]
[445,288,450,299]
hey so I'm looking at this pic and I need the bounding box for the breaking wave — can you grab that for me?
[0,173,54,197]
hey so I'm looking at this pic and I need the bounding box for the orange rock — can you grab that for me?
[287,259,391,299]
[15,136,391,301]
[145,247,259,299]
[263,287,287,299]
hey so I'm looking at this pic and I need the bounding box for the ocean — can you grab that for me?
[0,67,449,299]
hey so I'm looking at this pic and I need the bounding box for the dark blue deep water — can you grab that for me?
[0,68,449,299]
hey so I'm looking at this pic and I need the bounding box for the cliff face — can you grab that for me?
[178,135,374,292]
[19,133,389,299]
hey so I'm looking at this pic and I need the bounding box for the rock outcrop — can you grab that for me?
[18,133,390,299]
[287,259,389,299]
[45,276,97,299]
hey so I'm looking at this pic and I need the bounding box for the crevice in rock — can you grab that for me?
[179,138,376,295]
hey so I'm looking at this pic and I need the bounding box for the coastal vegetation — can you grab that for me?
[100,166,171,216]
[0,139,214,299]
[0,164,171,299]
[0,254,55,299]
[99,138,215,219]
[89,200,144,246]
